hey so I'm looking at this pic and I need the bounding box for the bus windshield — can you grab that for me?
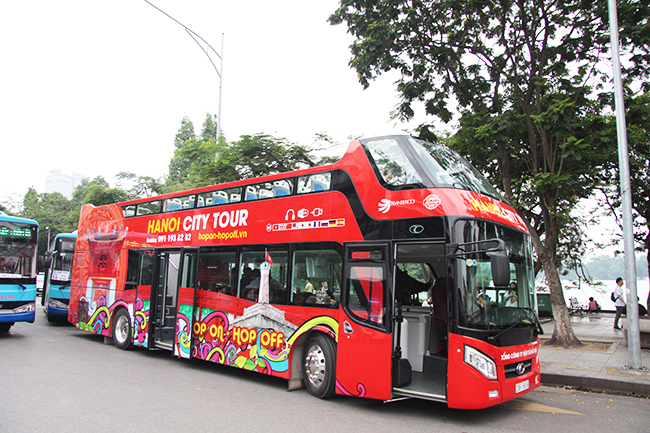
[364,136,504,201]
[0,222,37,278]
[453,219,536,330]
[51,238,75,281]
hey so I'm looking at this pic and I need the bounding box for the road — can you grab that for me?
[1,302,647,433]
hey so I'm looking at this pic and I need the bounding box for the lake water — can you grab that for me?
[537,278,650,311]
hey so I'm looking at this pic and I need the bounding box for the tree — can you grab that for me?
[71,176,130,208]
[329,0,649,346]
[21,188,77,253]
[168,116,197,186]
[169,114,318,187]
[116,172,165,198]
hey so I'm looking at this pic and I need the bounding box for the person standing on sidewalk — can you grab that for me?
[613,277,626,330]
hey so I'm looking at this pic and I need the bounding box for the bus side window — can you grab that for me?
[245,186,258,201]
[297,173,331,194]
[126,250,140,290]
[290,246,341,307]
[122,205,136,218]
[347,265,385,325]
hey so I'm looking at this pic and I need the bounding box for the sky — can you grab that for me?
[0,0,425,205]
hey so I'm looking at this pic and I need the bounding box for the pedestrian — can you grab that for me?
[588,297,600,312]
[613,277,626,330]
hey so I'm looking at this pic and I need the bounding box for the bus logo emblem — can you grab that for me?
[409,225,424,235]
[516,362,526,375]
[423,194,441,210]
[378,199,391,213]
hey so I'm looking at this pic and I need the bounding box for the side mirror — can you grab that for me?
[487,248,510,287]
[43,251,53,269]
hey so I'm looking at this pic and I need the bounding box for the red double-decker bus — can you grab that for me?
[68,135,542,409]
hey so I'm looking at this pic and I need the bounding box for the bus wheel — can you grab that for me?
[0,323,12,333]
[112,309,133,350]
[303,333,336,398]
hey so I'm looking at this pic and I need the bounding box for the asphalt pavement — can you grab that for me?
[539,311,650,397]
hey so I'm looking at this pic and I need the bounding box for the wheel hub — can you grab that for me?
[305,344,326,386]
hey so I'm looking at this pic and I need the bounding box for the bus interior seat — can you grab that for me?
[259,190,273,199]
[311,177,328,192]
[230,193,241,202]
[213,191,228,204]
[273,185,290,197]
[245,190,258,201]
[165,199,182,212]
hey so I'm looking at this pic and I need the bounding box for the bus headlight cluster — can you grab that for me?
[13,302,35,314]
[464,346,497,380]
[48,299,68,309]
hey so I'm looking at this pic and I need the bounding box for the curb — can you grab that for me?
[541,372,650,398]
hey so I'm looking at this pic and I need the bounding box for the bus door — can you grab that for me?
[175,249,198,359]
[337,242,393,400]
[151,250,181,350]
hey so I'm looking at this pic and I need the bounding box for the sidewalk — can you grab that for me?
[539,312,650,397]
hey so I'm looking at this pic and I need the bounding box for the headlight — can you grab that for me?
[464,346,497,380]
[48,299,68,309]
[13,302,35,313]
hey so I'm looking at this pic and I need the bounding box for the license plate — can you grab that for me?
[516,380,529,393]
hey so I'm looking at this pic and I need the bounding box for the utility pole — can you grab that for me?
[144,1,224,140]
[607,0,643,370]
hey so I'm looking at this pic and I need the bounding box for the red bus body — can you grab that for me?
[69,135,541,409]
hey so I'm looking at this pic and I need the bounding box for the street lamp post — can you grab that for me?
[144,1,224,140]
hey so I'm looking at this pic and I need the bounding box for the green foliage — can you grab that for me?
[168,116,197,185]
[599,93,650,277]
[167,118,318,188]
[21,187,78,253]
[71,177,130,207]
[330,0,650,345]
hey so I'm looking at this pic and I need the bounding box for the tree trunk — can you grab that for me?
[527,213,582,348]
[543,258,582,347]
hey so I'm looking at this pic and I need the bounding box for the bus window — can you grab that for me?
[347,265,385,325]
[290,246,341,307]
[297,173,331,194]
[196,249,237,295]
[252,180,293,200]
[137,200,162,216]
[197,187,242,208]
[244,186,258,201]
[273,179,293,197]
[126,250,141,290]
[163,198,183,212]
[140,250,155,286]
[122,205,136,218]
[239,249,288,304]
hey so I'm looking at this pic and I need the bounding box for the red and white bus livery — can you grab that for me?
[69,135,542,409]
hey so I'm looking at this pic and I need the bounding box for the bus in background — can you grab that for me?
[68,135,542,409]
[42,232,77,322]
[0,211,39,332]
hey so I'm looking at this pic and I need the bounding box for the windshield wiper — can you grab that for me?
[487,310,543,343]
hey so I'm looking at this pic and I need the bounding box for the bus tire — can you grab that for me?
[303,333,337,399]
[112,308,133,350]
[0,323,12,333]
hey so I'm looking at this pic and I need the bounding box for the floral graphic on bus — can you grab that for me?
[133,297,149,347]
[75,294,110,334]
